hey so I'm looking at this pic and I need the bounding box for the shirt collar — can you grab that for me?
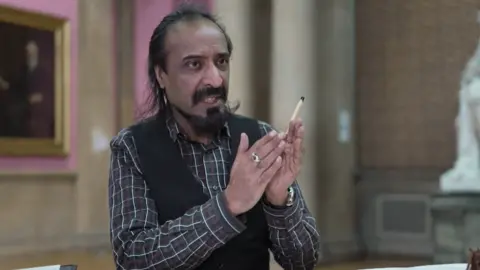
[165,114,231,142]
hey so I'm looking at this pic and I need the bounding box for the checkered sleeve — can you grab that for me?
[258,121,321,269]
[108,129,246,270]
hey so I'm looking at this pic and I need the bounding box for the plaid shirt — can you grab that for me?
[108,116,320,270]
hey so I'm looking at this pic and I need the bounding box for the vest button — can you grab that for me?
[213,185,219,190]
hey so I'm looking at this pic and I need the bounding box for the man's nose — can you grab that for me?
[203,64,223,88]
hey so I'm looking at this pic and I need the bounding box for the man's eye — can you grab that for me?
[217,58,229,66]
[186,60,200,69]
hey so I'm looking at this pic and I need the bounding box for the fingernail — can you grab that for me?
[269,131,277,137]
[278,132,286,139]
[279,140,285,147]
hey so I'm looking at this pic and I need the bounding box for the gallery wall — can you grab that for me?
[0,0,77,170]
[0,0,212,256]
[355,0,480,257]
[0,0,117,256]
[133,0,173,114]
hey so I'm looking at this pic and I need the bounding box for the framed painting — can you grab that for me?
[0,5,70,156]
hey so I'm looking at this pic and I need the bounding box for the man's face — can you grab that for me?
[25,41,39,61]
[155,19,230,133]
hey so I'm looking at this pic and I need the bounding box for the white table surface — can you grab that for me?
[359,263,467,270]
[15,266,61,270]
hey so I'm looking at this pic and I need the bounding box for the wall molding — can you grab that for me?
[356,168,439,258]
[0,171,77,179]
[0,232,109,257]
[357,168,443,194]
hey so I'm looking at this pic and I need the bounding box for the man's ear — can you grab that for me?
[154,66,165,89]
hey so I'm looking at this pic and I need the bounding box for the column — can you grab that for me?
[270,0,357,261]
[316,0,357,260]
[270,1,317,268]
[114,0,135,128]
[270,0,317,213]
[76,0,115,240]
[212,0,254,117]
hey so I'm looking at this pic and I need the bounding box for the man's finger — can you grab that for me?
[252,132,284,160]
[295,124,305,139]
[259,156,282,184]
[257,140,285,170]
[237,133,249,154]
[294,138,303,161]
[286,121,295,143]
[249,130,278,153]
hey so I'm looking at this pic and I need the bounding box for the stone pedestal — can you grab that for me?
[431,193,480,264]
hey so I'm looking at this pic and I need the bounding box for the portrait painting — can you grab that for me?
[0,5,69,156]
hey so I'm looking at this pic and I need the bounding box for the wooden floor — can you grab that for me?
[0,249,426,270]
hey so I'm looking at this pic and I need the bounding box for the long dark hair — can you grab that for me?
[139,3,234,119]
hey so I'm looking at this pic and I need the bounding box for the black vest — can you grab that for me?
[130,114,271,270]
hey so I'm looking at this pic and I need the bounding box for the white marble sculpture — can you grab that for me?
[440,38,480,192]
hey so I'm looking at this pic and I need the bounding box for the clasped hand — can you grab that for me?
[225,119,304,215]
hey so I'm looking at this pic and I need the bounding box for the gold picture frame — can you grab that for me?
[0,5,70,156]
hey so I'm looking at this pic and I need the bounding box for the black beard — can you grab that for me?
[172,103,231,136]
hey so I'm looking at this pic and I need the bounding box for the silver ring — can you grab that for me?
[251,152,261,164]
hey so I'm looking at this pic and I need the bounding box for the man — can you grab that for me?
[22,40,55,138]
[108,4,320,270]
[0,75,9,136]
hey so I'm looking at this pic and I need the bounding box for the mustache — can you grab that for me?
[192,86,227,105]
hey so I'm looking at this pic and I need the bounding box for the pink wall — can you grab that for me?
[134,0,173,113]
[0,0,77,170]
[0,0,211,170]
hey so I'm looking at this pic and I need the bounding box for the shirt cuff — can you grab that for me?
[200,193,246,245]
[262,195,303,232]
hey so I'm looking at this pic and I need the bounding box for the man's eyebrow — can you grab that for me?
[182,54,203,61]
[182,52,230,61]
[217,52,230,58]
